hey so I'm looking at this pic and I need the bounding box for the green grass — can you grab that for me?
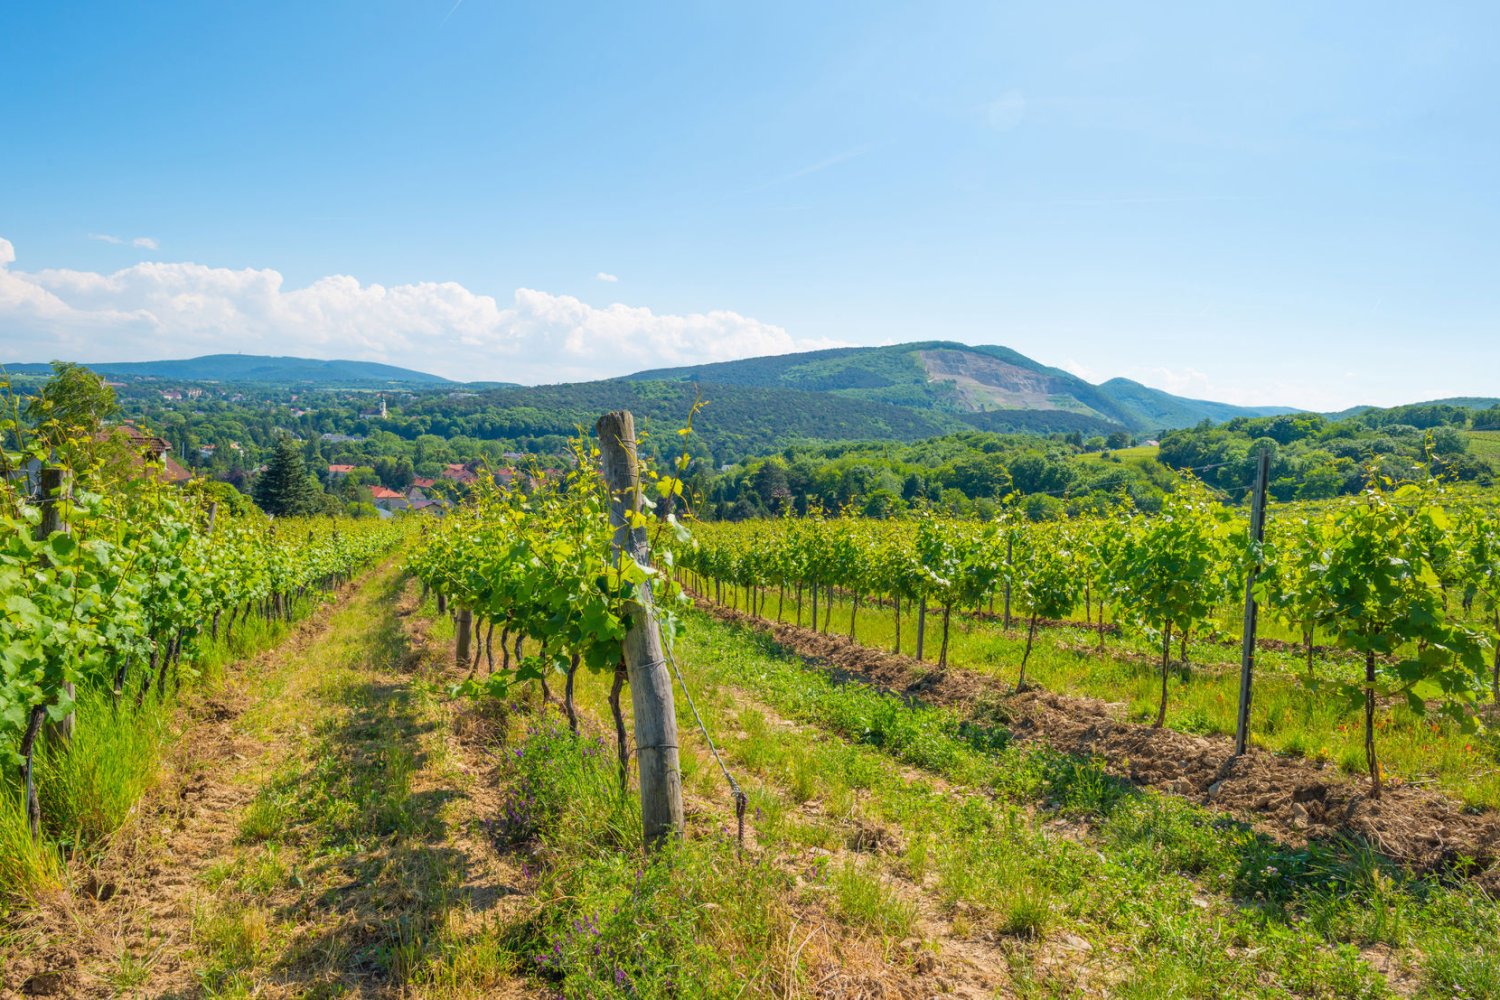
[631,609,1500,997]
[1077,444,1160,464]
[1465,430,1500,463]
[722,582,1500,809]
[0,596,322,915]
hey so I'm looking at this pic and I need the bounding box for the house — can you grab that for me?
[441,463,478,485]
[159,390,183,402]
[409,498,444,515]
[97,423,192,484]
[198,444,216,459]
[358,395,388,420]
[405,486,428,504]
[369,485,410,512]
[327,464,356,478]
[412,477,437,489]
[320,433,365,444]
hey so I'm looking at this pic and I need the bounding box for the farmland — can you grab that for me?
[5,396,1500,998]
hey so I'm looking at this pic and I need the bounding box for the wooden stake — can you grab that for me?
[1233,448,1271,757]
[596,410,684,851]
[455,607,472,670]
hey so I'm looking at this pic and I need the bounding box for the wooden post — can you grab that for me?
[455,607,472,670]
[1233,448,1271,757]
[38,468,75,746]
[596,410,684,851]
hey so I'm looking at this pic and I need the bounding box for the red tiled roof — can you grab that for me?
[328,464,355,473]
[412,477,437,488]
[369,486,405,499]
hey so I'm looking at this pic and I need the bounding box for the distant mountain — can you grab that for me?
[5,354,451,385]
[628,341,1293,432]
[1326,397,1500,422]
[1094,378,1297,430]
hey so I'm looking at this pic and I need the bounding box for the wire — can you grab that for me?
[656,629,749,854]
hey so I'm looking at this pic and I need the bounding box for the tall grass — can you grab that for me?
[0,593,323,911]
[490,717,801,996]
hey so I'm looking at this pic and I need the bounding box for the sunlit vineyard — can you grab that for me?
[9,404,1500,997]
[1,438,407,900]
[677,479,1500,799]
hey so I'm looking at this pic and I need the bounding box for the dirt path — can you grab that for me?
[2,561,536,1000]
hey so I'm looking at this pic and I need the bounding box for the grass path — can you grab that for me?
[3,559,534,999]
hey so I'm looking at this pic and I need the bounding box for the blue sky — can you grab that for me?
[2,2,1496,408]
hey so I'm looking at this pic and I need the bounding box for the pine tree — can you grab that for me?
[253,437,320,516]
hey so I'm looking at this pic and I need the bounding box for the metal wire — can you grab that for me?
[656,632,749,854]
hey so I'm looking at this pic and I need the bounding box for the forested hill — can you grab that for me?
[626,341,1295,432]
[4,354,451,385]
[404,379,975,460]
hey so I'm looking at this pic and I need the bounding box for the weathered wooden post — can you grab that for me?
[455,607,472,670]
[1233,448,1272,757]
[596,410,684,851]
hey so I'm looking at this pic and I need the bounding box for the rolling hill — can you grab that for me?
[628,341,1293,433]
[5,354,451,385]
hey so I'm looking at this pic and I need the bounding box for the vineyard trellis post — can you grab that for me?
[596,410,685,851]
[455,606,472,670]
[1233,448,1271,757]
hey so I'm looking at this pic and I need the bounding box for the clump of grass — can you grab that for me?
[0,788,64,913]
[31,686,173,851]
[490,716,804,996]
[830,862,918,939]
[997,883,1051,939]
[191,899,273,993]
[1424,942,1500,998]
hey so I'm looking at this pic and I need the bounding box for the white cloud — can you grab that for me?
[0,237,835,382]
[89,233,159,250]
[595,271,619,283]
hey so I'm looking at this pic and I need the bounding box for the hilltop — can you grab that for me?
[627,341,1295,433]
[4,354,452,385]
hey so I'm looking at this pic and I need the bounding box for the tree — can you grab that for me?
[25,362,117,457]
[253,438,322,516]
[25,362,116,431]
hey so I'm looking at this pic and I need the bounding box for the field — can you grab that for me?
[6,557,1499,997]
[1076,444,1160,465]
[6,422,1500,998]
[1467,430,1500,464]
